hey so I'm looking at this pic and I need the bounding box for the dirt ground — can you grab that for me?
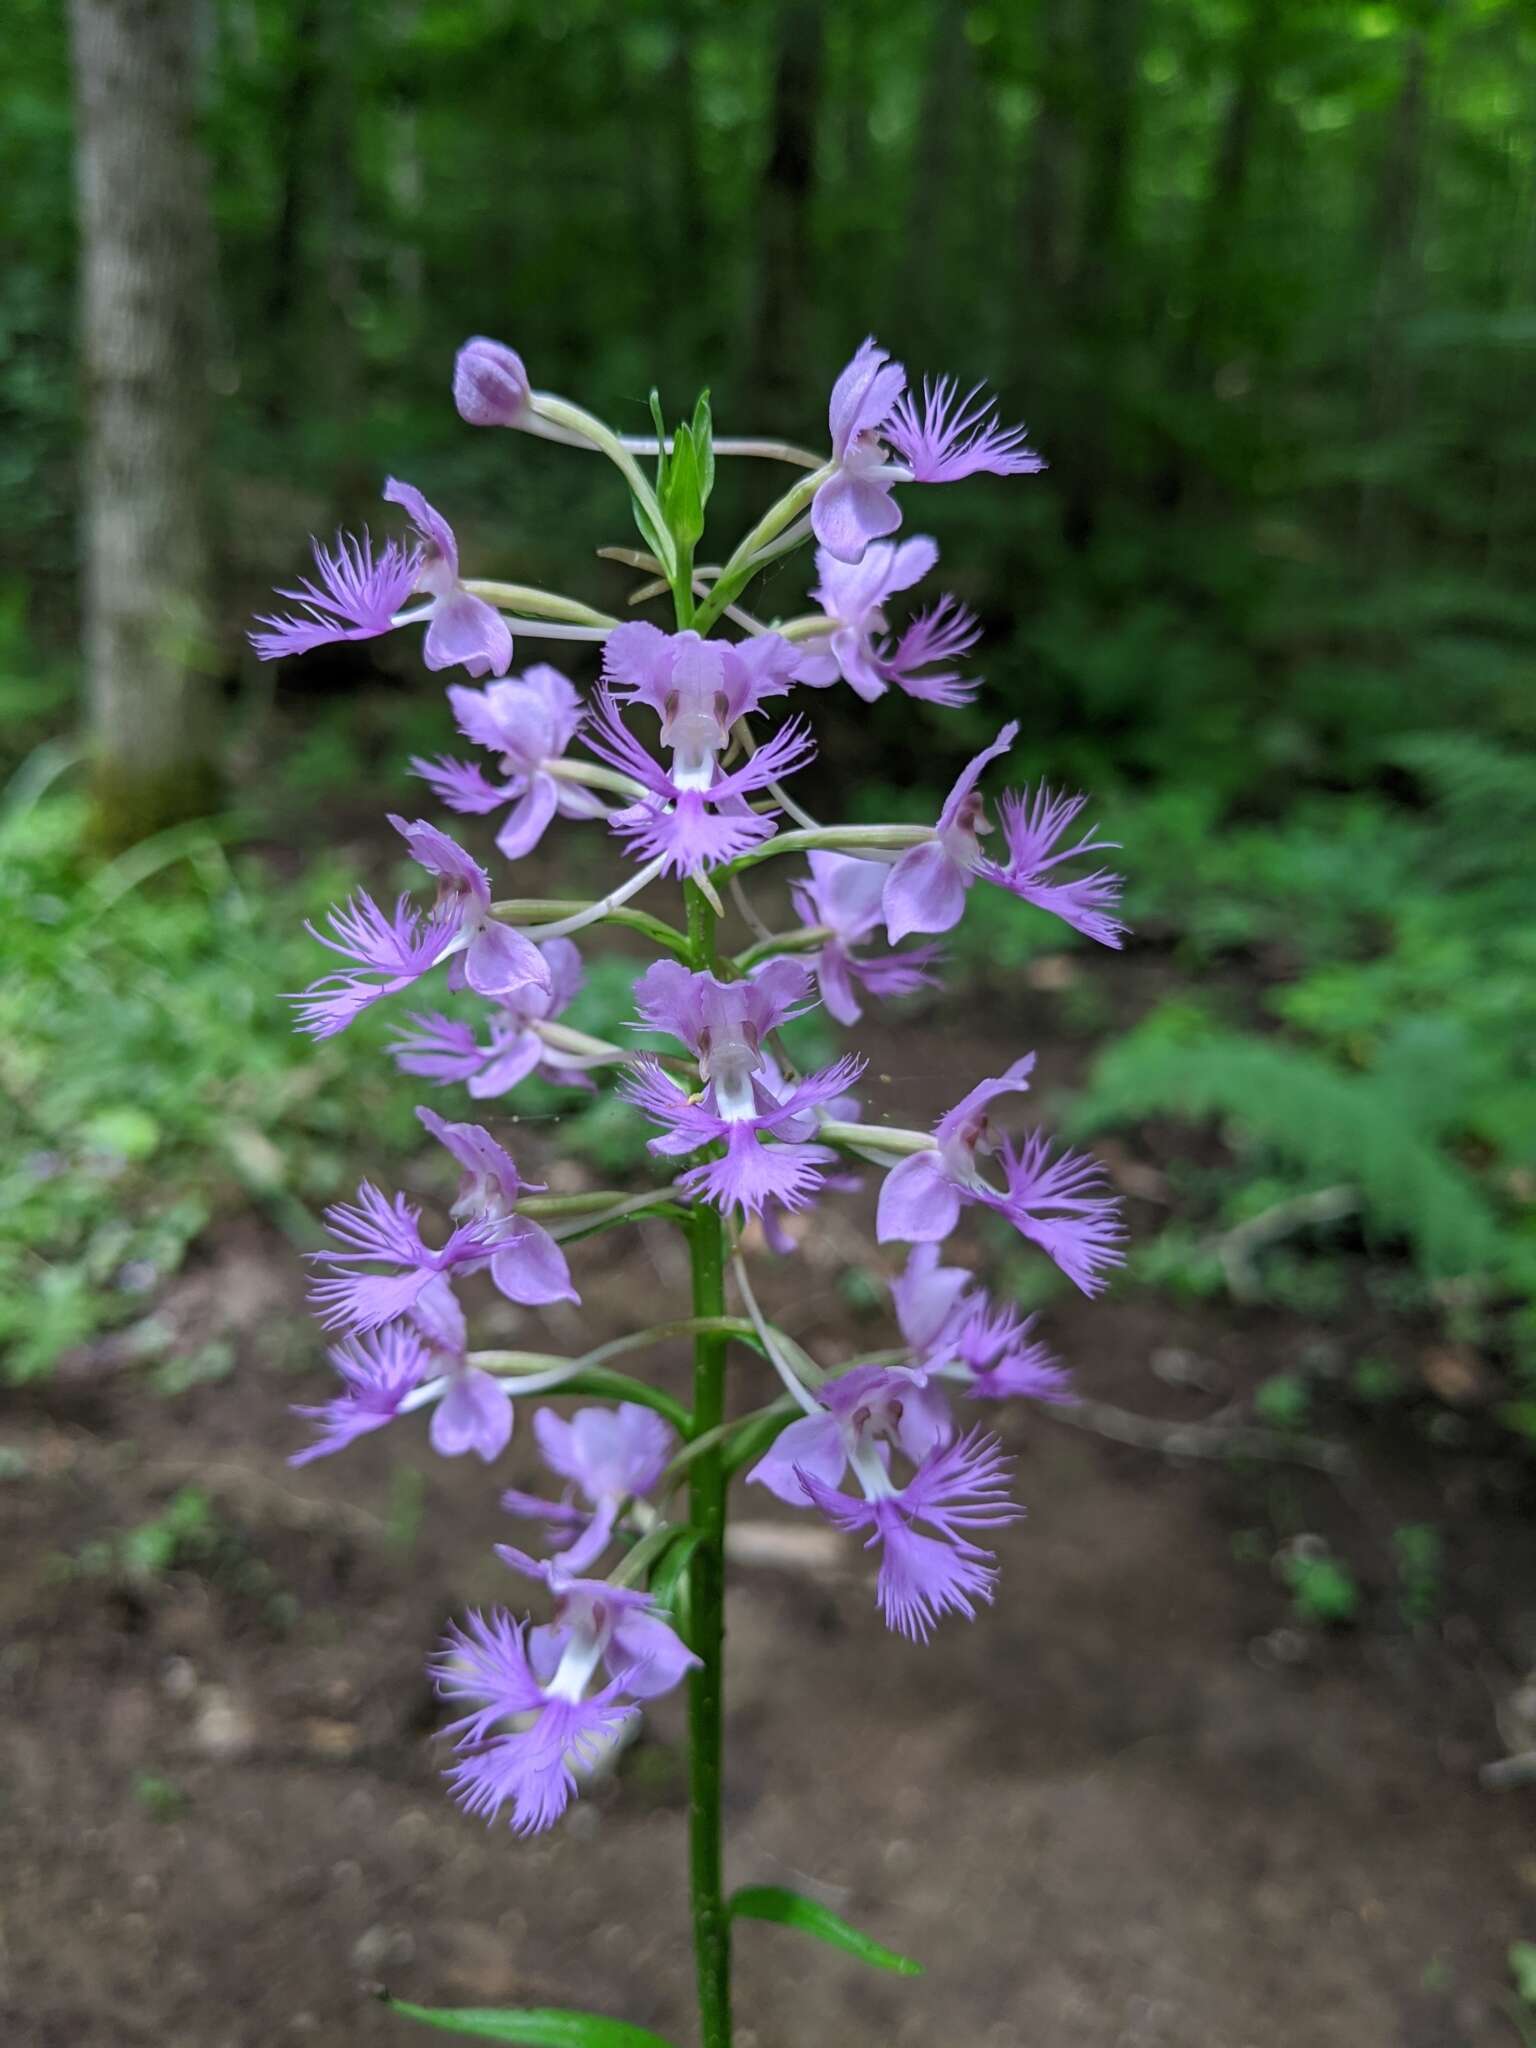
[3,996,1534,2048]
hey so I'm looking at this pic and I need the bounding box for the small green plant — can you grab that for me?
[1277,1538,1360,1627]
[1393,1524,1443,1627]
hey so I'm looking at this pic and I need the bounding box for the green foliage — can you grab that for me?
[0,778,420,1380]
[1279,1544,1361,1628]
[728,1886,923,1977]
[379,1998,676,2046]
[1073,1012,1509,1284]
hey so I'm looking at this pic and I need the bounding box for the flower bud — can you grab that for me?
[453,336,530,427]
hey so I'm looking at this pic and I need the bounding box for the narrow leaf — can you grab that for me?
[380,1994,677,2046]
[646,1526,703,1617]
[729,1886,923,1976]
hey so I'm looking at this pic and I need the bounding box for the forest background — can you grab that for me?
[2,2,1536,2041]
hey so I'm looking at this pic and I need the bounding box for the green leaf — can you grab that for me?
[648,388,669,492]
[379,1996,677,2046]
[691,389,714,508]
[1512,1941,1536,2007]
[728,1886,923,1976]
[645,1526,702,1618]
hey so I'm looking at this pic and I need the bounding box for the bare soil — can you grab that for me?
[3,990,1534,2048]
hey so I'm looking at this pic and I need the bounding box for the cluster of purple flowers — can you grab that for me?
[261,334,1127,1837]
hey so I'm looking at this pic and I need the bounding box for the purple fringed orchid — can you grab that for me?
[289,1285,523,1464]
[251,479,512,677]
[792,540,980,706]
[812,338,1040,564]
[291,817,550,1039]
[882,723,1126,948]
[584,685,814,879]
[454,336,532,428]
[417,1106,579,1307]
[748,1366,1020,1641]
[603,623,797,781]
[389,937,590,1099]
[308,1110,577,1346]
[876,1057,1126,1295]
[619,959,862,1219]
[502,1402,676,1575]
[432,1570,698,1834]
[950,1298,1075,1404]
[412,665,607,861]
[885,377,1044,486]
[790,852,942,1026]
[288,1321,432,1466]
[249,530,420,662]
[891,1242,976,1358]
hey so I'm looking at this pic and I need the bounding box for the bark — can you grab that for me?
[1060,0,1146,548]
[70,0,217,847]
[1180,0,1280,374]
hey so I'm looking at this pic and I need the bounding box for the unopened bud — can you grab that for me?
[453,336,530,427]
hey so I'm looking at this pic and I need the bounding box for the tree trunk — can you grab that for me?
[70,0,216,847]
[748,0,825,411]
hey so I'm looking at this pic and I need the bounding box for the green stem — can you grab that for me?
[489,897,691,958]
[686,1198,731,2048]
[682,874,732,2047]
[691,464,832,634]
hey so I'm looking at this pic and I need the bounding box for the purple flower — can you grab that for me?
[389,938,588,1099]
[882,724,1125,948]
[619,960,861,1219]
[790,852,942,1026]
[307,1181,514,1335]
[454,336,531,427]
[884,376,1043,485]
[416,1106,579,1307]
[811,339,1040,564]
[973,786,1127,949]
[875,1058,1125,1295]
[412,665,607,861]
[748,1366,1021,1642]
[250,530,421,661]
[381,478,513,677]
[812,339,909,563]
[289,1323,432,1465]
[889,1246,1073,1405]
[583,686,814,879]
[502,1402,676,1575]
[793,540,980,706]
[432,1576,698,1834]
[603,624,797,788]
[890,1243,976,1358]
[252,480,512,677]
[949,1299,1074,1405]
[290,818,551,1038]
